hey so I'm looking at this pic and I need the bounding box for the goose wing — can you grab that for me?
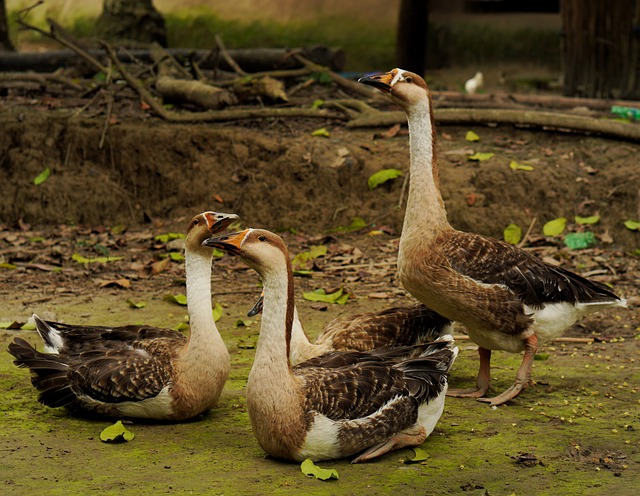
[440,231,621,308]
[317,304,452,350]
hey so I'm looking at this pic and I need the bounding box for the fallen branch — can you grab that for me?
[347,107,640,142]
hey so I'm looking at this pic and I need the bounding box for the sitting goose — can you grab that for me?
[204,228,457,463]
[8,211,237,420]
[248,295,453,365]
[359,69,627,406]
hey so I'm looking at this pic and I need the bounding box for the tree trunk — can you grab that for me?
[562,0,640,99]
[396,0,429,76]
[96,0,166,47]
[0,0,14,51]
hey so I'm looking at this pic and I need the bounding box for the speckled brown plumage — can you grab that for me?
[8,211,236,420]
[360,69,627,406]
[204,228,457,462]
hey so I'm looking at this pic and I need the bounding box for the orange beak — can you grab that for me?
[203,212,240,233]
[203,229,249,255]
[358,71,394,93]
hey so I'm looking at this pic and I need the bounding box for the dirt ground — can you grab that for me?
[1,77,639,494]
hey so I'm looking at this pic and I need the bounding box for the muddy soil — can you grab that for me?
[1,105,639,494]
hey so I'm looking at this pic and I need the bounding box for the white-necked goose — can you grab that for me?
[204,228,457,462]
[8,211,236,420]
[359,69,627,406]
[248,295,453,365]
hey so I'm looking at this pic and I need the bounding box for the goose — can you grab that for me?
[248,294,453,365]
[204,228,457,463]
[359,69,627,406]
[7,211,237,420]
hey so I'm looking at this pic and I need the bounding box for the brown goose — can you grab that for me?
[248,295,453,364]
[359,69,627,406]
[8,211,237,420]
[204,228,457,463]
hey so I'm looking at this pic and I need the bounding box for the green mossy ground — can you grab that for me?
[1,296,637,495]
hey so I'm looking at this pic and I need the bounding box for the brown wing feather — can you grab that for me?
[318,304,452,351]
[296,340,454,421]
[440,231,621,307]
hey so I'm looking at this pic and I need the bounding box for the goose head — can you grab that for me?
[185,211,239,255]
[203,228,289,278]
[359,68,429,110]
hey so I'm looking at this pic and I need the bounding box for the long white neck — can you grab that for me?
[249,262,295,384]
[181,250,227,365]
[402,99,450,240]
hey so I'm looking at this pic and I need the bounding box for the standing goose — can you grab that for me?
[8,211,237,420]
[204,228,457,462]
[248,295,453,365]
[359,69,627,406]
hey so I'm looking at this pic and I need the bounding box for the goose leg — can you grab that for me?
[351,426,427,464]
[478,334,538,406]
[447,347,492,398]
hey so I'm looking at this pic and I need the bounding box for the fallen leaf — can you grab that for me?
[33,167,51,186]
[509,161,534,171]
[126,299,146,309]
[154,232,185,244]
[534,353,550,361]
[543,217,567,237]
[575,215,600,225]
[623,220,640,231]
[212,301,223,322]
[404,447,430,464]
[311,99,324,109]
[303,288,349,305]
[503,223,522,245]
[72,253,123,264]
[233,319,253,328]
[311,128,330,138]
[465,130,480,142]
[99,278,131,289]
[368,169,402,190]
[238,337,257,349]
[331,217,367,233]
[151,257,171,275]
[465,192,477,206]
[0,263,17,270]
[100,421,135,443]
[564,232,596,250]
[300,458,339,481]
[169,252,185,262]
[468,152,494,162]
[164,294,188,306]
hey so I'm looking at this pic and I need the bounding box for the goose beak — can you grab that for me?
[358,72,394,93]
[247,293,264,317]
[203,229,249,255]
[204,212,240,233]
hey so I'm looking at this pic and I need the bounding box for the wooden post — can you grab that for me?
[396,0,429,76]
[562,0,639,99]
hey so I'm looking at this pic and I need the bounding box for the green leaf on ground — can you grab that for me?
[503,223,522,245]
[367,169,403,190]
[468,152,494,162]
[575,215,600,225]
[311,128,330,138]
[212,302,223,322]
[33,167,51,186]
[564,232,596,250]
[465,130,480,142]
[164,294,188,306]
[404,447,430,464]
[303,288,349,305]
[100,421,135,443]
[509,161,534,171]
[534,353,550,361]
[301,458,339,480]
[311,99,324,109]
[233,319,253,328]
[331,217,367,233]
[0,263,16,269]
[624,220,640,231]
[154,232,185,243]
[71,254,123,264]
[543,217,567,237]
[292,245,328,270]
[169,252,185,262]
[126,299,146,309]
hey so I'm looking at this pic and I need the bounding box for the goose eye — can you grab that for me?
[258,235,267,242]
[405,76,413,83]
